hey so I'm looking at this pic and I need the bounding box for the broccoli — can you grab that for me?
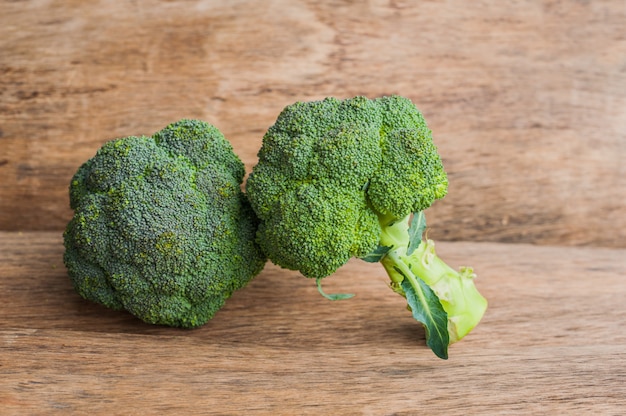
[246,96,487,358]
[63,119,266,328]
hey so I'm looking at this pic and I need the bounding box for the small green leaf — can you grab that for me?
[316,278,354,301]
[401,278,449,359]
[361,245,392,263]
[407,211,427,256]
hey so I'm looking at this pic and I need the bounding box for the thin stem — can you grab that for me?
[376,213,487,343]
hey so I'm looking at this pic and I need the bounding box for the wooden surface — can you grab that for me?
[1,0,625,247]
[1,231,625,414]
[2,1,626,414]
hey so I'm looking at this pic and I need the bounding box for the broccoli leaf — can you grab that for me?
[401,277,449,359]
[316,278,355,300]
[361,245,392,263]
[407,211,426,256]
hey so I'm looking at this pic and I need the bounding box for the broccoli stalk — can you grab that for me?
[367,212,487,359]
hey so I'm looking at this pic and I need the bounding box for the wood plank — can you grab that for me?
[1,232,625,414]
[1,1,625,247]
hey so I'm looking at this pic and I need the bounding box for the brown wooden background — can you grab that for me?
[2,1,626,414]
[2,0,624,247]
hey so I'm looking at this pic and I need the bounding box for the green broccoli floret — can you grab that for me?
[246,96,487,358]
[63,119,266,328]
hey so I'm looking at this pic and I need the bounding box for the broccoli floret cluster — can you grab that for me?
[63,119,266,328]
[246,96,448,278]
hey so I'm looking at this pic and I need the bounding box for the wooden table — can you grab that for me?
[2,0,625,414]
[1,231,624,414]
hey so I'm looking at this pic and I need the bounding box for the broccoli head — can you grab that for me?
[63,119,266,328]
[246,96,486,358]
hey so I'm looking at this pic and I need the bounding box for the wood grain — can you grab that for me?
[1,1,624,247]
[1,231,625,414]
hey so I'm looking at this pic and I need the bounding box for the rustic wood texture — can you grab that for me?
[1,231,625,414]
[1,0,624,247]
[1,2,625,413]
